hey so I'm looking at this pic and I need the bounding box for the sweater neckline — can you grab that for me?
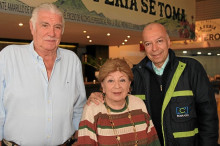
[104,96,129,112]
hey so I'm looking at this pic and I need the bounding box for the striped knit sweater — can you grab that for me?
[77,95,161,146]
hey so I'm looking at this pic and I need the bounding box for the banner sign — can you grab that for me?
[0,0,195,39]
[196,19,220,41]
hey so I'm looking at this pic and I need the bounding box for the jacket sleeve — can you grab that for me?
[141,99,161,145]
[190,60,219,145]
[131,67,148,95]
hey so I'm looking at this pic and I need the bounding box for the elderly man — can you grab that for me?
[88,23,219,146]
[131,23,218,146]
[0,3,86,146]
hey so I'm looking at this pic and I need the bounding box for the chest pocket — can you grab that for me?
[170,90,197,122]
[170,91,199,140]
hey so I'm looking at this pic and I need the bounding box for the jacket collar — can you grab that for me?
[134,48,177,71]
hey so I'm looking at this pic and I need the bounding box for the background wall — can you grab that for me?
[109,45,220,77]
[109,44,145,68]
[186,56,220,77]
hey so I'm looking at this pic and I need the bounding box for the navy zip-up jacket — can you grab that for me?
[131,49,218,146]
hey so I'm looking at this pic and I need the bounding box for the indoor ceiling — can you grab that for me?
[0,12,143,47]
[0,0,219,53]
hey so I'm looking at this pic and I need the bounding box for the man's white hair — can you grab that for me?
[30,3,65,34]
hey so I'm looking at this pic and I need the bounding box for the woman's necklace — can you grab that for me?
[105,97,138,146]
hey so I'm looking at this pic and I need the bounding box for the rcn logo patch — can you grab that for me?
[176,106,189,118]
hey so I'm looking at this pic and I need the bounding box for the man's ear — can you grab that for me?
[167,38,171,48]
[29,21,34,35]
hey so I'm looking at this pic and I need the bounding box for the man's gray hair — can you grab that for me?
[30,3,65,34]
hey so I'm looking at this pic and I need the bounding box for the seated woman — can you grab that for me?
[77,58,160,146]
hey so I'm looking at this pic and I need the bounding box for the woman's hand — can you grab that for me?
[87,92,104,105]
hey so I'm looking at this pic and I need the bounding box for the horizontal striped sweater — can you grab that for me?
[77,95,160,146]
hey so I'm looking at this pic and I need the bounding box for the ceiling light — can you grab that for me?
[107,33,110,36]
[197,37,202,42]
[89,40,92,42]
[86,36,90,39]
[83,31,87,33]
[183,51,187,54]
[122,42,125,45]
[217,54,220,56]
[197,52,202,55]
[207,52,211,55]
[18,23,23,26]
[127,36,130,38]
[124,39,127,42]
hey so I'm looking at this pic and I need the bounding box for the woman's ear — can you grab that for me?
[128,81,131,93]
[101,82,105,93]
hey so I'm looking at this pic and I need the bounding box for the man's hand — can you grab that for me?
[87,92,104,105]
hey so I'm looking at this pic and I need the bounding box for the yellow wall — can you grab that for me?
[109,44,145,68]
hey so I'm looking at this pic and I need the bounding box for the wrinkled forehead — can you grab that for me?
[142,30,165,42]
[142,24,168,41]
[108,71,127,77]
[103,71,129,81]
[37,10,63,23]
[38,10,61,18]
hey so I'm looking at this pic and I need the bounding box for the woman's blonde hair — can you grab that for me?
[98,58,133,83]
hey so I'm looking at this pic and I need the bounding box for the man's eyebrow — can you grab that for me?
[41,22,48,24]
[40,22,62,26]
[54,23,62,26]
[143,37,164,43]
[158,37,165,39]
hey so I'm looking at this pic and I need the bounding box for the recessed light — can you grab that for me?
[207,52,211,55]
[183,51,187,54]
[83,31,87,33]
[122,42,125,45]
[18,23,23,26]
[127,36,130,38]
[89,40,92,42]
[124,39,127,42]
[107,33,110,36]
[86,36,90,39]
[217,54,220,56]
[197,37,202,42]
